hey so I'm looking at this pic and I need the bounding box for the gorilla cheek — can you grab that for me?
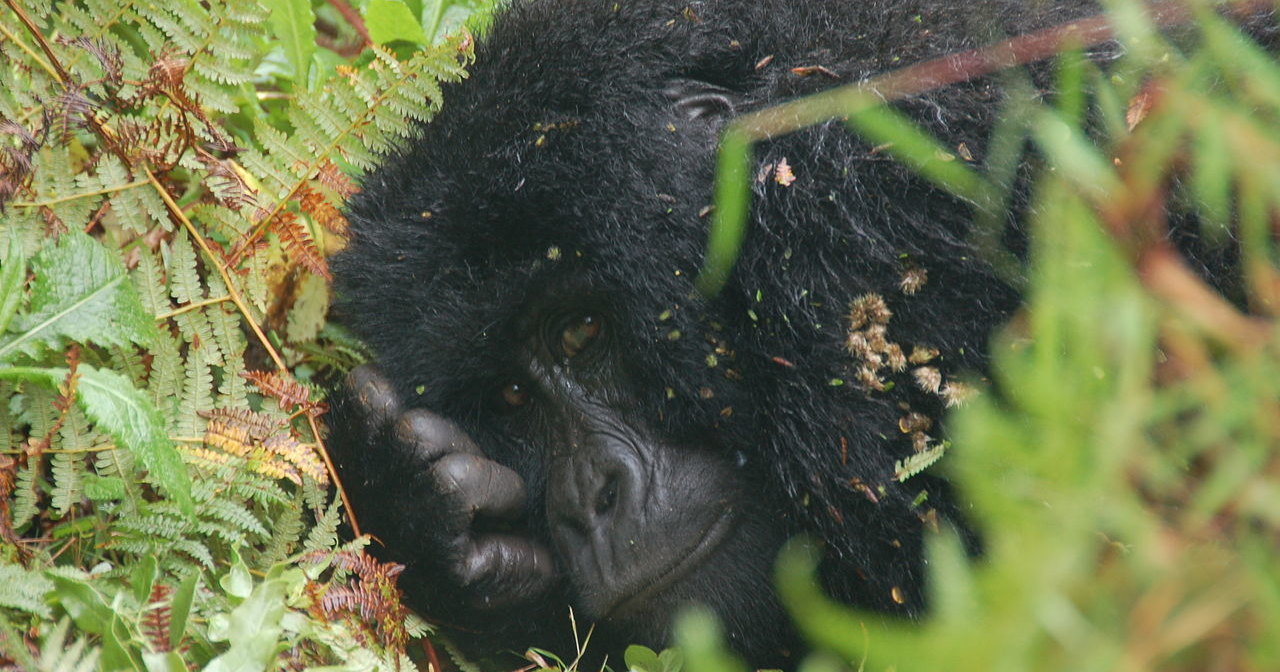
[545,433,744,621]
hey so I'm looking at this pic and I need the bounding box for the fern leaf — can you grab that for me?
[92,443,135,480]
[166,234,204,306]
[148,328,183,413]
[10,461,39,530]
[50,408,93,516]
[174,309,224,366]
[110,179,172,234]
[108,344,148,387]
[0,564,54,618]
[32,618,101,672]
[116,511,190,542]
[894,440,948,482]
[274,212,331,279]
[303,494,343,554]
[176,346,214,436]
[227,470,292,508]
[27,149,97,229]
[256,500,304,566]
[131,250,170,317]
[201,496,269,539]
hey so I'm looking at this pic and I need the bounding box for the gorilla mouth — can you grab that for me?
[601,506,738,620]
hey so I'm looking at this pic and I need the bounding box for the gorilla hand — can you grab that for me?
[343,364,556,615]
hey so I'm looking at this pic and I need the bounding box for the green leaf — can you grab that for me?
[130,555,158,604]
[1031,108,1120,200]
[46,573,114,636]
[262,0,316,82]
[0,234,25,336]
[220,550,254,600]
[205,563,301,672]
[625,645,662,672]
[169,573,199,651]
[845,103,992,204]
[76,366,193,515]
[0,231,155,363]
[658,648,684,672]
[366,0,428,45]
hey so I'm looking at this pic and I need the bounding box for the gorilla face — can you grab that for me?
[341,300,795,659]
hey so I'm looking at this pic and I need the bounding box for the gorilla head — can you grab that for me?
[329,0,1097,665]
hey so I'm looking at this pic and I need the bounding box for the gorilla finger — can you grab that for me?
[348,364,401,426]
[458,534,555,610]
[431,453,529,521]
[395,409,482,461]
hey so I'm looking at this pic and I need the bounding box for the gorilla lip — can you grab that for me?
[600,505,737,621]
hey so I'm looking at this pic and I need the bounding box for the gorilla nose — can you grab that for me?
[549,447,636,538]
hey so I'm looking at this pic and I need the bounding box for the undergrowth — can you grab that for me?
[0,0,490,668]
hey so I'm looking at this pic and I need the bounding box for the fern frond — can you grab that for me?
[166,235,204,306]
[256,500,304,566]
[174,309,224,365]
[131,252,170,318]
[115,511,189,542]
[0,565,54,618]
[894,440,948,482]
[27,148,98,229]
[148,329,183,412]
[303,494,343,554]
[9,461,39,531]
[176,347,214,436]
[200,496,269,539]
[108,345,148,386]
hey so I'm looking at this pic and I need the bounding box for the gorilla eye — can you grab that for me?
[498,382,530,409]
[560,315,602,358]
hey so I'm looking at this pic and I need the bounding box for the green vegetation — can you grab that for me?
[1,0,1276,671]
[0,0,488,668]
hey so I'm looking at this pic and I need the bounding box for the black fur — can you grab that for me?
[325,0,1242,665]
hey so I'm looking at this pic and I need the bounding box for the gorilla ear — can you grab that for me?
[664,79,740,121]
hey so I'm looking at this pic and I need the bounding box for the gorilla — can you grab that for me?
[325,0,1244,665]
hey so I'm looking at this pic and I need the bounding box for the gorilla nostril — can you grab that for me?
[594,474,619,516]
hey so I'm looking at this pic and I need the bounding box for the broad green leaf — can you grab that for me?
[46,574,114,636]
[101,598,142,672]
[130,555,158,604]
[169,572,199,651]
[74,365,193,515]
[206,564,302,672]
[366,0,428,45]
[626,645,662,672]
[0,234,25,336]
[262,0,316,83]
[220,549,254,600]
[0,231,155,363]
